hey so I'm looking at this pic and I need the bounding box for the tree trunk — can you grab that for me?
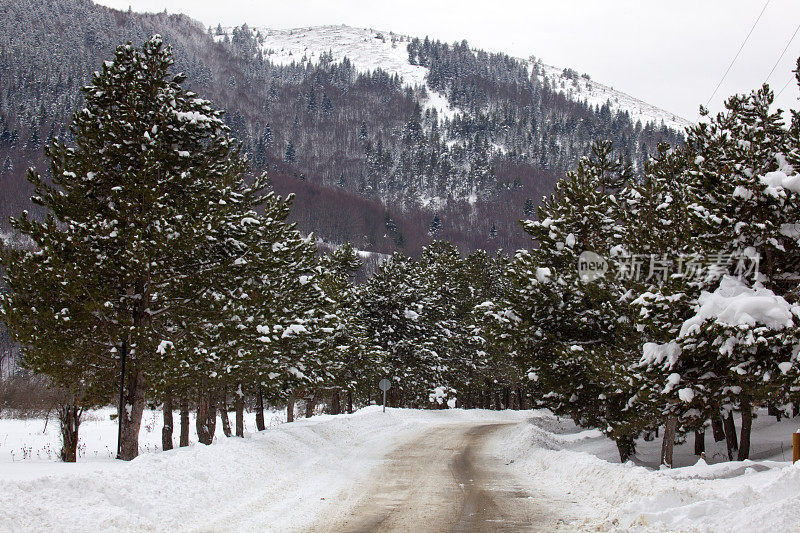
[255,385,265,431]
[196,383,217,445]
[347,389,353,414]
[616,435,636,463]
[694,428,705,457]
[517,386,526,410]
[286,392,295,423]
[793,401,799,418]
[660,414,678,467]
[737,399,753,461]
[234,385,244,438]
[305,392,315,418]
[768,403,782,422]
[331,388,341,415]
[723,411,738,460]
[711,415,726,442]
[118,369,146,461]
[219,389,232,438]
[179,397,190,447]
[162,395,173,451]
[58,402,81,463]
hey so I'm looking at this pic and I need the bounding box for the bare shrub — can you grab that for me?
[0,374,61,418]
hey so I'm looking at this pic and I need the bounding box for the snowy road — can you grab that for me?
[3,407,800,531]
[307,422,558,532]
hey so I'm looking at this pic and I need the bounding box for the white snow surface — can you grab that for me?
[3,406,798,531]
[241,26,459,120]
[220,25,689,131]
[536,63,692,132]
[487,409,800,531]
[761,169,800,196]
[0,407,526,531]
[680,275,797,338]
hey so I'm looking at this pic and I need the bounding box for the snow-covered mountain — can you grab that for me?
[218,25,691,132]
[1,0,688,253]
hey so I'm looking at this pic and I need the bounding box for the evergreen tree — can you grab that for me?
[1,36,250,460]
[318,244,381,411]
[428,214,442,237]
[284,140,296,163]
[357,254,440,406]
[523,197,535,218]
[498,142,644,461]
[639,81,800,460]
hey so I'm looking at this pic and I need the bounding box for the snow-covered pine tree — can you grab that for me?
[318,243,381,413]
[463,250,518,409]
[204,190,335,428]
[1,36,250,459]
[160,172,273,443]
[621,143,706,464]
[414,241,470,408]
[501,141,645,461]
[428,214,442,237]
[357,253,439,407]
[0,232,114,461]
[640,77,800,460]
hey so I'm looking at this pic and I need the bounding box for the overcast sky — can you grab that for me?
[95,0,800,122]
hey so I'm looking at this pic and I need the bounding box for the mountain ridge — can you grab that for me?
[217,24,691,132]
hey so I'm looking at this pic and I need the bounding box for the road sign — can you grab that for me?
[379,379,391,412]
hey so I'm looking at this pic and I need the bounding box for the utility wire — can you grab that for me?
[705,0,770,109]
[776,75,794,99]
[764,20,800,84]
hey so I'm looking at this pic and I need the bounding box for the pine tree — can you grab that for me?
[357,253,440,407]
[318,244,381,412]
[523,197,535,218]
[622,143,703,464]
[639,81,800,460]
[499,141,644,461]
[1,36,250,460]
[460,250,515,408]
[428,214,442,237]
[284,140,296,163]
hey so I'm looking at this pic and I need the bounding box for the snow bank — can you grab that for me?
[5,406,799,531]
[0,407,527,532]
[486,411,800,532]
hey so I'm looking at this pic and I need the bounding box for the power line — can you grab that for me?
[776,75,795,99]
[764,21,800,84]
[705,0,770,109]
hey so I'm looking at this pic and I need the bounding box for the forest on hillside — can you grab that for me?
[0,0,683,254]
